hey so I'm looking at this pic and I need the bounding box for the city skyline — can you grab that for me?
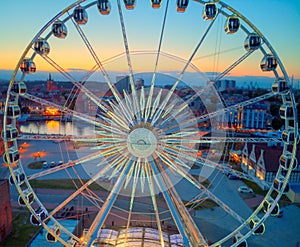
[0,0,300,82]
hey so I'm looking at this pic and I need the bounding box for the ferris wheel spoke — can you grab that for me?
[145,164,166,247]
[158,151,246,225]
[116,0,141,123]
[151,159,208,246]
[213,50,254,82]
[165,90,277,133]
[197,157,270,188]
[85,159,133,246]
[21,93,106,128]
[46,153,128,220]
[150,12,219,127]
[69,12,134,126]
[41,55,108,113]
[144,0,170,122]
[124,160,141,245]
[27,147,115,181]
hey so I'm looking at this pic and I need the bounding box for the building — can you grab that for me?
[0,180,13,242]
[217,103,268,130]
[214,79,236,92]
[240,142,300,201]
[46,74,58,93]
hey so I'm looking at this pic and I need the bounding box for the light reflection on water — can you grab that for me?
[19,120,94,136]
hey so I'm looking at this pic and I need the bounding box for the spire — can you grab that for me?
[49,73,52,81]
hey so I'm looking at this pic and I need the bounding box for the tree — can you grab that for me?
[21,106,30,114]
[270,103,280,116]
[271,117,284,130]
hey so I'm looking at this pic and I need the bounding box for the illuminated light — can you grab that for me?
[43,107,60,116]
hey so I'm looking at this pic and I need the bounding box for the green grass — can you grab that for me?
[30,179,107,191]
[27,161,46,169]
[184,199,218,210]
[0,212,40,247]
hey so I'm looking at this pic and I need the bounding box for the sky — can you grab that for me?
[0,0,300,84]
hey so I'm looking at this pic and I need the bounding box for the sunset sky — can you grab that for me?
[0,0,299,82]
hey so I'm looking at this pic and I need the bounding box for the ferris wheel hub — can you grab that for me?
[127,127,157,158]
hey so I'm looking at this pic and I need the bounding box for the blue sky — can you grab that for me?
[0,0,299,82]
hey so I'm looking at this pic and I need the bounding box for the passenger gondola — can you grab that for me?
[30,208,48,226]
[34,38,50,56]
[46,227,61,243]
[202,2,217,20]
[260,54,277,71]
[8,169,25,186]
[177,0,189,13]
[97,0,111,15]
[232,233,248,247]
[18,190,34,206]
[73,6,88,25]
[249,217,265,235]
[244,33,261,51]
[7,104,21,119]
[279,104,294,120]
[124,0,136,10]
[2,125,19,142]
[52,20,68,38]
[12,81,27,95]
[280,153,298,170]
[271,78,289,94]
[151,0,162,8]
[225,15,240,34]
[263,199,280,216]
[20,58,36,74]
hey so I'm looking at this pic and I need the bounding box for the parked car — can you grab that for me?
[50,161,56,168]
[42,161,48,169]
[228,174,241,180]
[238,186,254,194]
[57,161,63,166]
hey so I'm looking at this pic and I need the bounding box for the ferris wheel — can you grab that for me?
[3,0,298,246]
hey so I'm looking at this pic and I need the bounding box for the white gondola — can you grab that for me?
[280,152,298,170]
[46,226,61,243]
[7,104,21,119]
[232,233,247,247]
[2,125,19,141]
[3,149,20,163]
[281,129,295,144]
[30,208,48,226]
[12,81,27,95]
[52,20,67,38]
[249,217,265,235]
[34,38,50,56]
[271,78,289,94]
[177,0,189,13]
[20,58,36,74]
[224,15,240,34]
[202,2,218,20]
[273,175,289,194]
[260,54,277,71]
[263,198,280,216]
[124,0,136,9]
[97,0,111,15]
[73,6,88,25]
[18,189,34,206]
[151,0,162,8]
[9,169,25,186]
[279,104,293,120]
[244,33,261,51]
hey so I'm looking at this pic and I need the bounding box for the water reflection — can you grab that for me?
[20,120,94,136]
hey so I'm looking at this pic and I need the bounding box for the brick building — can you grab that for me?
[0,179,13,241]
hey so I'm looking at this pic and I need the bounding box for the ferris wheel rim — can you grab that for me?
[4,1,298,246]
